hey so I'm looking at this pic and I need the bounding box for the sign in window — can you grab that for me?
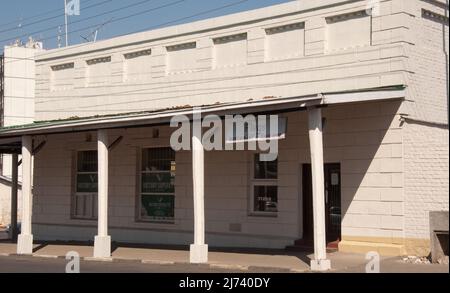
[140,147,176,222]
[251,154,278,215]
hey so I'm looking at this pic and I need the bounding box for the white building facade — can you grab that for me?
[0,44,42,226]
[0,0,448,268]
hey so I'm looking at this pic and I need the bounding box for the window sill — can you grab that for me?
[248,212,278,218]
[136,219,176,225]
[71,217,97,221]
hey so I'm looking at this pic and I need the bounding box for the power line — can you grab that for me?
[0,0,156,43]
[25,0,375,91]
[2,0,369,69]
[137,0,251,35]
[2,0,254,65]
[0,0,115,35]
[0,0,98,28]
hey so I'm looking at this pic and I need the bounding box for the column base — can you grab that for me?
[310,259,331,271]
[17,234,33,255]
[93,235,111,259]
[190,244,208,264]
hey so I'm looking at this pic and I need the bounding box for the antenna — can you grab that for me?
[17,17,23,29]
[80,18,113,43]
[80,35,90,43]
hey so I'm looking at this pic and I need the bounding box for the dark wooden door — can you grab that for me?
[302,163,342,243]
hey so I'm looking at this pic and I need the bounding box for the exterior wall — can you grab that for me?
[31,124,299,248]
[326,100,406,255]
[404,0,449,124]
[34,0,410,121]
[3,46,37,127]
[0,178,22,226]
[0,45,39,226]
[403,122,448,255]
[31,100,406,251]
[1,0,446,256]
[401,0,449,256]
[331,0,450,256]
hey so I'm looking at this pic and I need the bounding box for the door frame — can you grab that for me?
[301,163,342,243]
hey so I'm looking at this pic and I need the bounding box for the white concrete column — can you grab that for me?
[307,107,331,271]
[94,129,111,258]
[17,136,33,255]
[190,114,208,263]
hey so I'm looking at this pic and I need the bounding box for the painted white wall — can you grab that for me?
[31,100,405,250]
[1,0,447,256]
[401,0,449,255]
[3,45,38,127]
[0,178,22,226]
[0,45,41,226]
[34,0,410,121]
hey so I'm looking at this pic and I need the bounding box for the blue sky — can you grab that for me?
[0,0,293,51]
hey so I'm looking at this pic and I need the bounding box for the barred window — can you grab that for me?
[139,147,176,222]
[72,150,98,220]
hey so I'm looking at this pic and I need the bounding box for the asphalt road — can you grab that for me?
[1,254,448,274]
[0,255,288,273]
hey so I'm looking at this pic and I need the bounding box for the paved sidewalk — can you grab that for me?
[0,242,309,272]
[0,241,448,273]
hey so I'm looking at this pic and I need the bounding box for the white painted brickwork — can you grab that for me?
[401,0,449,253]
[404,124,449,240]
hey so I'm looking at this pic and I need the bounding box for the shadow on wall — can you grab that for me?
[323,101,403,246]
[27,100,403,254]
[0,176,22,227]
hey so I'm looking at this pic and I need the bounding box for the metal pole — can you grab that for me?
[9,153,19,242]
[64,0,69,47]
[445,0,449,125]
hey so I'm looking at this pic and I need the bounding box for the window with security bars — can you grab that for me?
[72,150,98,220]
[139,147,176,222]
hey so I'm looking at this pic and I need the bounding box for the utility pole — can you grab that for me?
[64,0,69,47]
[58,26,62,48]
